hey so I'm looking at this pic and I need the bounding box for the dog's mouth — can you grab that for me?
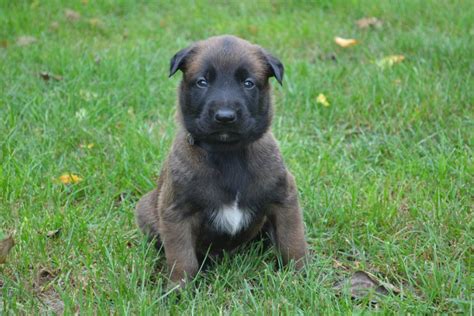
[208,132,241,144]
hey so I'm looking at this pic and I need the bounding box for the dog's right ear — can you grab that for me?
[169,46,193,77]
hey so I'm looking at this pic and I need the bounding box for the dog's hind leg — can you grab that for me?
[135,189,162,248]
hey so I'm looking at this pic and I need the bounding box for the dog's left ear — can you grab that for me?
[263,51,284,86]
[169,46,193,77]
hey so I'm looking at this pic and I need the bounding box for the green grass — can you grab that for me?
[1,0,473,314]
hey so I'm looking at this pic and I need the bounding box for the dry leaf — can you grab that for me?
[1,40,8,48]
[81,0,89,4]
[334,37,358,48]
[377,55,405,68]
[58,173,83,184]
[334,271,399,303]
[39,72,63,81]
[65,9,80,21]
[316,93,330,107]
[356,17,383,29]
[16,36,37,46]
[0,235,15,264]
[46,229,61,239]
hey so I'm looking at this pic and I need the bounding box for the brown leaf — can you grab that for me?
[334,37,358,48]
[46,229,61,239]
[0,40,8,48]
[0,235,15,264]
[334,271,399,302]
[39,72,63,81]
[356,17,383,29]
[16,36,37,46]
[65,9,80,21]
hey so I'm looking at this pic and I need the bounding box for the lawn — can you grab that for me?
[0,0,472,314]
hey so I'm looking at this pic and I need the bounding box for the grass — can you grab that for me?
[1,0,472,314]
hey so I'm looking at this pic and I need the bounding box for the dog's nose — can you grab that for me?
[214,109,237,124]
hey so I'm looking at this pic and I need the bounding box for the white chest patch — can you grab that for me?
[211,198,252,235]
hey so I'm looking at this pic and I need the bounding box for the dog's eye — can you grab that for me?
[196,78,208,88]
[243,79,255,89]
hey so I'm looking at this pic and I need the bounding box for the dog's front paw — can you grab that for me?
[165,278,187,293]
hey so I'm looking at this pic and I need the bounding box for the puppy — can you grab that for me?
[136,35,308,288]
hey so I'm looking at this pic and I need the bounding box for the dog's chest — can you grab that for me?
[209,196,252,235]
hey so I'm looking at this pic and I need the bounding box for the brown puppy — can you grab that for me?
[136,35,308,289]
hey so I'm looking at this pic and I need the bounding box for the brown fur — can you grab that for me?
[136,35,308,289]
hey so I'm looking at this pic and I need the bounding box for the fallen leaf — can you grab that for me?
[46,229,61,239]
[39,72,63,81]
[58,173,83,184]
[377,55,405,68]
[0,235,15,264]
[334,271,399,303]
[0,40,8,48]
[65,9,80,21]
[81,0,89,4]
[356,17,383,29]
[16,36,37,46]
[316,93,330,107]
[334,36,358,48]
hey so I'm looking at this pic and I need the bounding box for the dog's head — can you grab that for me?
[169,35,284,150]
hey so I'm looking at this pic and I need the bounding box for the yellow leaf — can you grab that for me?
[58,173,83,184]
[316,93,330,107]
[377,55,405,68]
[334,37,358,48]
[0,235,15,264]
